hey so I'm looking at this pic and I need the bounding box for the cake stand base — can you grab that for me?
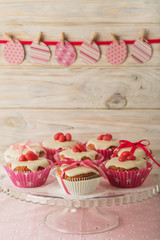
[44,206,119,235]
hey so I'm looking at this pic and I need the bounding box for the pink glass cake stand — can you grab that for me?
[0,169,159,235]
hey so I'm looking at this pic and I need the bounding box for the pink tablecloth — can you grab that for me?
[0,192,160,240]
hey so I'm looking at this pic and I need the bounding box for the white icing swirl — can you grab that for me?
[59,164,100,177]
[10,157,49,172]
[4,144,46,163]
[87,138,119,150]
[59,148,97,161]
[43,138,78,149]
[105,157,147,170]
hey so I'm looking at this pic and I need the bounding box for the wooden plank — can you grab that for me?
[0,23,160,67]
[0,109,160,161]
[0,67,159,109]
[0,0,160,23]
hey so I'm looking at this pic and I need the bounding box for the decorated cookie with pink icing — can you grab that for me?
[105,39,127,65]
[55,40,76,66]
[3,38,25,65]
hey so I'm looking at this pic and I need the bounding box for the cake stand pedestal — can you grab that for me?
[0,170,159,235]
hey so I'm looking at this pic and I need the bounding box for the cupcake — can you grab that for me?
[4,141,46,163]
[4,150,52,188]
[55,143,104,166]
[42,132,78,162]
[56,163,102,195]
[86,133,119,161]
[102,151,152,188]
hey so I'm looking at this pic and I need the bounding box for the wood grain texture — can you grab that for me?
[0,109,160,160]
[0,67,160,109]
[0,0,160,23]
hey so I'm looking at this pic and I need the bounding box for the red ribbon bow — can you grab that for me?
[55,158,107,194]
[113,139,160,167]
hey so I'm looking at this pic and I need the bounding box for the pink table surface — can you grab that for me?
[0,191,160,240]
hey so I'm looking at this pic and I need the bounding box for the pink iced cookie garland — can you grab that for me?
[105,39,127,65]
[55,40,76,66]
[3,38,25,65]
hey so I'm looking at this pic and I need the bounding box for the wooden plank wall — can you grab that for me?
[0,0,160,162]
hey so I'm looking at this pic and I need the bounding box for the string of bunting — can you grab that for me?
[1,29,160,66]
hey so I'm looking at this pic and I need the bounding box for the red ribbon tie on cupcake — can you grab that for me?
[56,158,107,194]
[114,139,160,167]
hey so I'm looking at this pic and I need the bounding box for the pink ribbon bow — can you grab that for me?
[10,140,38,158]
[113,139,160,167]
[55,158,107,194]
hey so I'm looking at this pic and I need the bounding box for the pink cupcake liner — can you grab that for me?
[54,152,104,167]
[42,146,62,163]
[101,162,152,188]
[3,163,52,188]
[84,142,115,161]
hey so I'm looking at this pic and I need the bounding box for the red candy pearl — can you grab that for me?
[59,134,66,142]
[77,144,87,152]
[97,135,104,140]
[25,151,38,161]
[19,155,27,162]
[54,132,63,140]
[127,155,136,161]
[118,156,126,162]
[65,133,72,141]
[120,151,131,158]
[72,145,79,152]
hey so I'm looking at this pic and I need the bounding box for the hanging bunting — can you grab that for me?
[131,29,152,63]
[55,32,76,66]
[30,32,51,65]
[3,32,25,65]
[105,33,127,65]
[79,32,100,64]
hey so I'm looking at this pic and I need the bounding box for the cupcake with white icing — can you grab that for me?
[4,150,52,188]
[55,143,104,166]
[86,133,119,161]
[102,151,152,188]
[42,132,78,162]
[56,164,102,195]
[4,141,46,163]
